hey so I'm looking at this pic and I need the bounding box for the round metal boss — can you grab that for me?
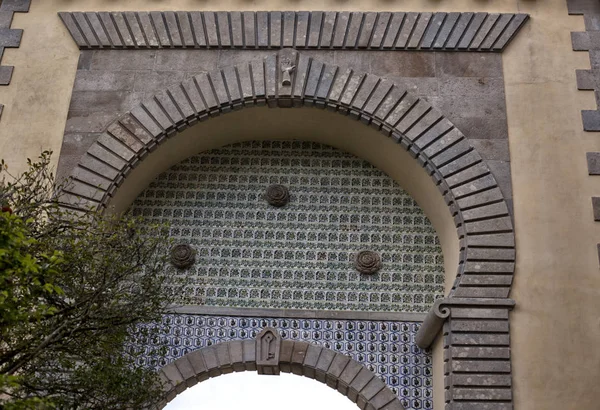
[265,184,290,207]
[170,244,196,269]
[354,250,382,275]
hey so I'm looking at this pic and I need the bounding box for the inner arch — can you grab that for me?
[113,107,459,295]
[131,139,445,312]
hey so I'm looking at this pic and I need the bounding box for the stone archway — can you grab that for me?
[60,48,515,299]
[60,49,516,409]
[156,328,403,410]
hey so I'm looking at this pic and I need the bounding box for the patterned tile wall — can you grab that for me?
[132,141,445,313]
[131,314,432,410]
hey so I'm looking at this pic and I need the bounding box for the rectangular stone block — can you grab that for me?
[421,13,445,49]
[449,333,510,346]
[357,12,377,48]
[470,13,500,49]
[203,12,219,47]
[452,346,510,359]
[460,275,513,286]
[344,12,363,48]
[451,319,509,333]
[0,65,13,85]
[404,110,443,142]
[124,12,145,47]
[453,286,511,298]
[295,11,309,47]
[338,359,363,392]
[450,359,511,373]
[177,11,194,47]
[453,387,512,401]
[408,12,432,48]
[466,247,515,261]
[452,175,498,200]
[0,28,21,47]
[395,12,418,48]
[161,362,183,386]
[451,307,510,320]
[587,152,600,174]
[381,13,404,48]
[85,13,110,47]
[434,13,460,49]
[457,188,504,210]
[0,0,30,12]
[592,197,600,221]
[190,12,207,47]
[216,12,231,47]
[465,232,515,248]
[72,13,98,47]
[450,403,513,410]
[449,374,511,387]
[347,368,374,402]
[583,110,600,131]
[465,216,513,234]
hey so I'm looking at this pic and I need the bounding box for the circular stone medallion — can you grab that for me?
[170,244,196,269]
[354,250,382,274]
[265,184,290,207]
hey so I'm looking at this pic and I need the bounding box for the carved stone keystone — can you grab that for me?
[278,48,297,107]
[256,327,282,375]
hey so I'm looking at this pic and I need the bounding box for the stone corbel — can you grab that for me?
[415,297,516,349]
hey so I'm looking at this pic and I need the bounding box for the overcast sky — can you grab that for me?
[165,372,357,410]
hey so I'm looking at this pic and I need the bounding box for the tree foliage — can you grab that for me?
[0,152,179,409]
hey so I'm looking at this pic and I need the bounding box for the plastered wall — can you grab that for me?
[0,1,599,409]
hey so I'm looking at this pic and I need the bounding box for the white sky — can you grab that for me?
[165,372,357,410]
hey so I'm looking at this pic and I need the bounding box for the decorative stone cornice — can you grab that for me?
[58,11,528,52]
[415,297,515,349]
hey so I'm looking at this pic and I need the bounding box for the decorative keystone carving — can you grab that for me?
[280,56,295,87]
[265,184,290,207]
[170,244,196,269]
[354,250,382,274]
[256,327,282,375]
[415,298,516,349]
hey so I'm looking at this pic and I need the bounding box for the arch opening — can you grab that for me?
[164,372,358,410]
[158,339,406,410]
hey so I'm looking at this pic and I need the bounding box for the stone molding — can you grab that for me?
[157,337,404,410]
[58,11,528,52]
[168,305,427,322]
[0,0,31,86]
[58,48,517,409]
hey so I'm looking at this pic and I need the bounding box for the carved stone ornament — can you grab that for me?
[280,56,295,87]
[256,327,282,375]
[170,244,196,269]
[265,184,290,207]
[354,250,382,274]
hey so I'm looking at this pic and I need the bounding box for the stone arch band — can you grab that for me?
[156,328,404,410]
